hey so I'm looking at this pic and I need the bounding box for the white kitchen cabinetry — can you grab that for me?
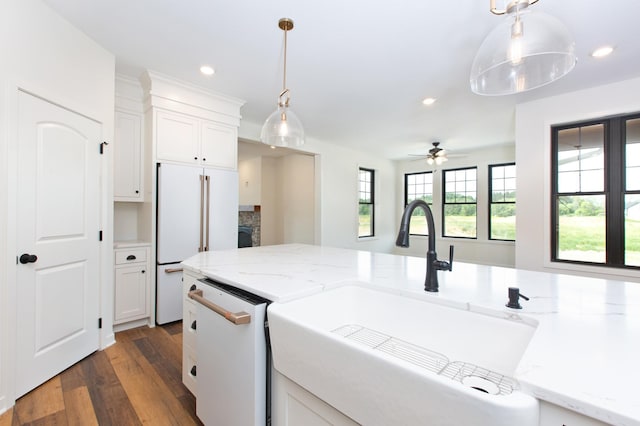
[538,401,609,426]
[156,109,237,170]
[114,109,144,201]
[114,244,151,328]
[273,371,358,426]
[182,269,202,396]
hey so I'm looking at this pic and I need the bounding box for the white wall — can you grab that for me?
[516,76,640,282]
[394,144,516,267]
[239,122,397,253]
[0,0,115,413]
[238,156,262,205]
[280,154,316,244]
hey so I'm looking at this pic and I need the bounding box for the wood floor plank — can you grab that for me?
[81,350,141,426]
[61,386,98,426]
[25,410,67,426]
[0,409,13,426]
[106,337,198,425]
[5,322,200,426]
[13,377,65,424]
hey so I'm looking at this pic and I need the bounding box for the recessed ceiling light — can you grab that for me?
[422,97,436,106]
[200,65,215,76]
[591,46,614,58]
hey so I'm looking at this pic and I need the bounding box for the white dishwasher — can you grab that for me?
[189,278,271,426]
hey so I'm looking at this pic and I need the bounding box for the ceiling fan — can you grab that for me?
[410,142,453,165]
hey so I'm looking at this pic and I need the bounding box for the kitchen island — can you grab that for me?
[182,244,640,426]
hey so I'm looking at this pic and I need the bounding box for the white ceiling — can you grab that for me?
[43,0,640,160]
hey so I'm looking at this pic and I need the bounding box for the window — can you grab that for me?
[489,163,516,241]
[404,171,433,235]
[443,167,477,238]
[551,113,640,268]
[358,168,375,238]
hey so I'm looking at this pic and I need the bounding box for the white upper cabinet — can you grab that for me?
[156,110,238,170]
[200,119,237,170]
[156,110,200,165]
[142,71,244,171]
[114,109,144,201]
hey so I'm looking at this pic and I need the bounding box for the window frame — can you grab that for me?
[442,166,478,239]
[550,112,640,269]
[358,167,375,238]
[488,162,516,242]
[404,171,433,236]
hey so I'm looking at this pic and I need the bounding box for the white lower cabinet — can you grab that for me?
[182,270,202,396]
[538,401,610,426]
[272,371,358,426]
[114,244,150,326]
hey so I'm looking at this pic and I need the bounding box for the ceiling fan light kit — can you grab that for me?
[426,142,448,165]
[260,18,305,147]
[470,0,576,96]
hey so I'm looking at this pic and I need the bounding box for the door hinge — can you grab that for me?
[99,230,103,241]
[98,318,102,329]
[99,141,109,154]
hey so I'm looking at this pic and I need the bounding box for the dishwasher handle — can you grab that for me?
[188,289,251,325]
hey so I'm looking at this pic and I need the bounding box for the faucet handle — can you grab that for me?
[433,245,454,271]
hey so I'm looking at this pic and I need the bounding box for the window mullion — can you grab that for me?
[607,119,625,265]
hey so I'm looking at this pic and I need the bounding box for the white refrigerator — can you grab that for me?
[156,163,238,324]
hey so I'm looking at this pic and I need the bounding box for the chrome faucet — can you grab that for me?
[396,199,454,292]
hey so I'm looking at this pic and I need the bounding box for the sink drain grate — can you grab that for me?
[332,324,449,374]
[440,361,517,395]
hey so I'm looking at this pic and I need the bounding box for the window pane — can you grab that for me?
[409,210,429,235]
[626,194,640,266]
[491,204,516,240]
[626,118,640,191]
[404,172,433,235]
[444,168,477,238]
[444,205,476,238]
[358,204,373,237]
[557,125,604,193]
[556,195,606,263]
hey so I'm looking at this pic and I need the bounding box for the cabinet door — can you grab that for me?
[156,110,199,164]
[200,120,237,170]
[114,265,148,323]
[114,110,143,201]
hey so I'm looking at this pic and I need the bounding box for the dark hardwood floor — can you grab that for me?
[0,322,203,426]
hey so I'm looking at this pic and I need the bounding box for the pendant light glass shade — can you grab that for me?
[260,92,305,147]
[470,4,576,96]
[261,18,305,147]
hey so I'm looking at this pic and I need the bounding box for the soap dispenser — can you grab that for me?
[506,287,529,309]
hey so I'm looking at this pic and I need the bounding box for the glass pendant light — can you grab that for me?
[260,18,305,147]
[470,0,576,96]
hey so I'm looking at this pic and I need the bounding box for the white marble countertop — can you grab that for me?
[182,244,640,426]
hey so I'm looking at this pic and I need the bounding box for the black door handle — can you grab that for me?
[126,254,136,260]
[19,254,38,264]
[191,320,197,330]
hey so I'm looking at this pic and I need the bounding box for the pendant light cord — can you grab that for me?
[282,26,288,92]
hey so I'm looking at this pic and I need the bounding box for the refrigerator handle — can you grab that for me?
[199,174,205,252]
[205,175,211,251]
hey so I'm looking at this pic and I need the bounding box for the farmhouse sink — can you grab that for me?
[268,284,539,426]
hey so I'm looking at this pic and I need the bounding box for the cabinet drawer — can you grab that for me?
[183,346,197,396]
[115,248,147,265]
[183,304,197,350]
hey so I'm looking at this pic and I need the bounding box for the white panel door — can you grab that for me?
[16,91,101,397]
[207,168,238,251]
[156,163,202,263]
